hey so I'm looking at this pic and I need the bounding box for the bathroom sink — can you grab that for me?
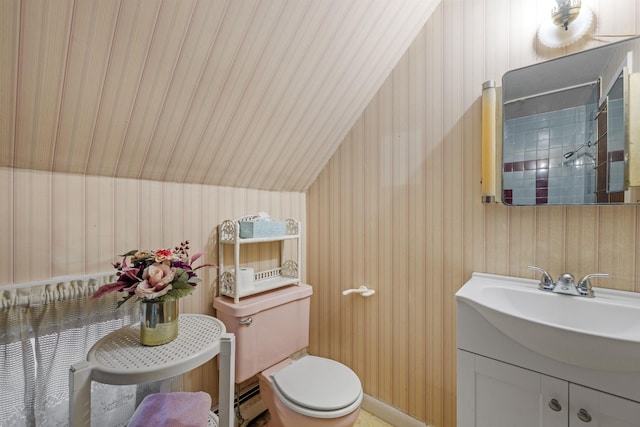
[456,272,640,372]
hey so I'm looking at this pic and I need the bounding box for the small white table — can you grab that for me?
[69,314,235,427]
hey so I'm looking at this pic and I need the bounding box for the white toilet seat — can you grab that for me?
[270,356,363,419]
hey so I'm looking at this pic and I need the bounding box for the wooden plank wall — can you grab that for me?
[2,1,640,425]
[0,166,306,401]
[306,1,640,426]
[0,0,439,192]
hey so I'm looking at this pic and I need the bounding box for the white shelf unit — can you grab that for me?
[69,315,235,427]
[218,217,301,303]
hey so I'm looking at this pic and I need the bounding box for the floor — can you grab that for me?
[354,410,395,427]
[247,409,394,426]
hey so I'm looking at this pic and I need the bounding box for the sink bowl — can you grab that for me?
[456,272,640,372]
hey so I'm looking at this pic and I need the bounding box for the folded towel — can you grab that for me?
[128,392,212,427]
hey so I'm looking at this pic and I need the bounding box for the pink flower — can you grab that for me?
[153,248,175,263]
[91,240,216,308]
[135,263,176,300]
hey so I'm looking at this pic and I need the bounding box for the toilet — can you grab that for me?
[213,283,363,427]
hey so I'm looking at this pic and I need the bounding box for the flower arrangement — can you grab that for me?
[91,241,215,308]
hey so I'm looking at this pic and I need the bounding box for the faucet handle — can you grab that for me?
[528,266,555,291]
[577,273,609,297]
[558,272,575,285]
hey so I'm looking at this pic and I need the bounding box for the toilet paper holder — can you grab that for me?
[342,285,375,297]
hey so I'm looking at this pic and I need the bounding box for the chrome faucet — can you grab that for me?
[528,266,609,298]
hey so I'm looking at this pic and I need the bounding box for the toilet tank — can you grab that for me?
[213,283,313,383]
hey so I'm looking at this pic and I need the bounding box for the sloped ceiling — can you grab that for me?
[1,0,439,191]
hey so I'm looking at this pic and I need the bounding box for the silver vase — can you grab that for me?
[140,299,179,346]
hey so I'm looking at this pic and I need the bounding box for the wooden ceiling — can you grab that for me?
[1,0,439,191]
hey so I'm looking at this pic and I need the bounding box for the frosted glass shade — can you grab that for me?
[482,81,497,203]
[537,5,593,48]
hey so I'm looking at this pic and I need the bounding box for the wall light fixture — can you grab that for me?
[481,80,500,204]
[537,0,593,48]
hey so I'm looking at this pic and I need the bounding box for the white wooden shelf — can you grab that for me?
[69,314,235,427]
[218,216,301,304]
[219,234,300,244]
[232,276,299,298]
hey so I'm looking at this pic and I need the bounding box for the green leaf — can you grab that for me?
[121,249,138,257]
[166,287,195,300]
[171,281,193,290]
[174,268,189,282]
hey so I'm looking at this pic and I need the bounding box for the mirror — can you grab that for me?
[501,36,640,205]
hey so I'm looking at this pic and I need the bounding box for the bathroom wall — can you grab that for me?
[306,1,640,426]
[0,166,306,398]
[2,0,639,424]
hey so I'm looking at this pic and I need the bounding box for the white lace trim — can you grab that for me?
[0,272,116,308]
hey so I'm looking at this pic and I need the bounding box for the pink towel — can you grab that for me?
[128,392,212,427]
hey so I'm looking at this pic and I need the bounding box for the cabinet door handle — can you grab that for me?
[548,399,562,412]
[577,408,592,423]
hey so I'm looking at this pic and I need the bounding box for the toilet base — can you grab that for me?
[257,358,361,427]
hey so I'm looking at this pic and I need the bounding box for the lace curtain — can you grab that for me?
[0,273,174,426]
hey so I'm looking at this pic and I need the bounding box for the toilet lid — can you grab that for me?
[271,356,362,412]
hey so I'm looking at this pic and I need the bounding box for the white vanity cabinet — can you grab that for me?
[458,351,565,426]
[458,350,640,427]
[456,273,640,427]
[569,383,640,427]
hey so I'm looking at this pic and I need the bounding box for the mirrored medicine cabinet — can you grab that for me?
[501,36,640,206]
